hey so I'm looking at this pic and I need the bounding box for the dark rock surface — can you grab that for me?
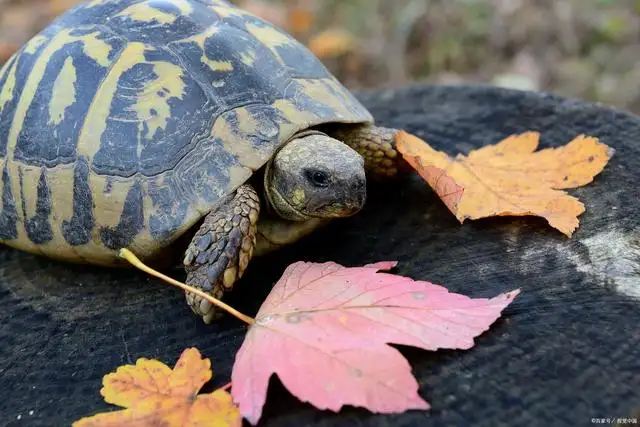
[0,84,638,427]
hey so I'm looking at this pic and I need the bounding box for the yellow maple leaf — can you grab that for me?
[73,348,240,427]
[396,130,614,237]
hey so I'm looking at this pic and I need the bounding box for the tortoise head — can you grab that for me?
[264,131,367,221]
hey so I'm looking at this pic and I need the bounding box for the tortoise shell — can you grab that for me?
[0,0,373,266]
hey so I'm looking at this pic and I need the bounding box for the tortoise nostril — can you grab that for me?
[352,178,365,191]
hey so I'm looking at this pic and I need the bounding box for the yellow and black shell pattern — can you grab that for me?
[0,0,373,266]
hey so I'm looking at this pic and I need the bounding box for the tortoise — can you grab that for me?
[0,0,407,323]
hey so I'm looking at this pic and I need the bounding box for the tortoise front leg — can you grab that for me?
[183,183,260,324]
[332,124,410,179]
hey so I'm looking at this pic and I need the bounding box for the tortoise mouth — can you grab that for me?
[305,192,366,217]
[274,186,365,220]
[268,185,364,221]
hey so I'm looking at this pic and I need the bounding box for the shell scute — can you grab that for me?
[170,24,291,109]
[11,28,126,168]
[24,169,54,245]
[88,44,212,178]
[99,180,144,249]
[61,156,94,246]
[147,173,190,241]
[0,167,18,240]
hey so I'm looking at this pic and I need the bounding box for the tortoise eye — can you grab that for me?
[306,169,330,187]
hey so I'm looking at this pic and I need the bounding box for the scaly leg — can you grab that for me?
[183,184,260,324]
[331,124,410,179]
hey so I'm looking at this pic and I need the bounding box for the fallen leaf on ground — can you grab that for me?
[307,29,358,58]
[396,131,614,236]
[73,348,240,427]
[286,6,315,36]
[231,261,519,424]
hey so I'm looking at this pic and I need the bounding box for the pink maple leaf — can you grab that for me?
[231,261,519,424]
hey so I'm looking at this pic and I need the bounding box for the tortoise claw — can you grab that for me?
[183,183,259,324]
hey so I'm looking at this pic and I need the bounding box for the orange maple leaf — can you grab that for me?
[396,130,614,236]
[73,348,240,427]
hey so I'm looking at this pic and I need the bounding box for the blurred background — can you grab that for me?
[2,0,640,113]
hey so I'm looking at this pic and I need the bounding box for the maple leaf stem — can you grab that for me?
[219,381,233,391]
[118,248,255,325]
